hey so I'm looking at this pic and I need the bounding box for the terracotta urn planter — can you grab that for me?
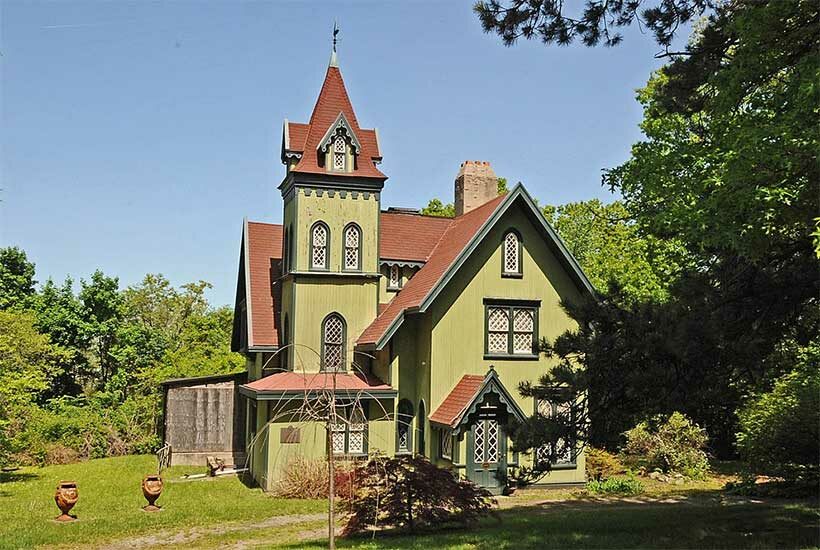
[142,474,163,511]
[54,480,79,522]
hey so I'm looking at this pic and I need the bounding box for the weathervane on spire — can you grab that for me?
[329,21,340,67]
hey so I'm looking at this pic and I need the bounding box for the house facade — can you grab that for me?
[231,49,594,493]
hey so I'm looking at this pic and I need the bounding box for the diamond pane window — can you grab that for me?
[333,135,346,171]
[512,309,534,354]
[440,429,453,460]
[487,307,509,353]
[503,231,521,275]
[534,399,576,466]
[344,225,360,270]
[397,399,414,453]
[322,314,345,371]
[485,302,538,356]
[486,420,499,462]
[311,223,328,269]
[536,444,550,467]
[473,420,485,463]
[329,403,368,456]
[348,405,366,454]
[388,264,400,289]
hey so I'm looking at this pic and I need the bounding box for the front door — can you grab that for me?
[468,417,504,492]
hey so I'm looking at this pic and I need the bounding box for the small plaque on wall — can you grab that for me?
[281,426,301,444]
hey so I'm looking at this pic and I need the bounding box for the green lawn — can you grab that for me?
[2,455,818,549]
[295,502,820,550]
[0,455,324,549]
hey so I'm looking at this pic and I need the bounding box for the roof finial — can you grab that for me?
[329,21,339,68]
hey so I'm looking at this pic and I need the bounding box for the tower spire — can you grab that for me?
[329,21,339,68]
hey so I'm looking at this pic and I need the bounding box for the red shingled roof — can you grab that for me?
[286,122,309,152]
[358,194,506,346]
[429,375,485,427]
[379,211,452,262]
[289,66,384,178]
[246,221,282,348]
[242,371,393,394]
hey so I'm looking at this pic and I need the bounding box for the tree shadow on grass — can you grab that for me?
[0,469,41,498]
[0,470,39,484]
[282,497,820,549]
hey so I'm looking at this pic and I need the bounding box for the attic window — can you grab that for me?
[502,230,522,277]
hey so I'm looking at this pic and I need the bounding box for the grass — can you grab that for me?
[0,455,324,549]
[291,502,820,549]
[2,456,818,549]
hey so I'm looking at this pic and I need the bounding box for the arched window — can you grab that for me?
[321,313,345,371]
[311,222,329,270]
[343,223,361,271]
[333,135,347,171]
[397,399,414,454]
[502,230,522,276]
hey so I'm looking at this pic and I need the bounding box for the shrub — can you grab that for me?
[11,394,160,466]
[586,476,644,496]
[621,412,709,479]
[585,448,624,481]
[342,455,495,536]
[737,349,819,483]
[272,457,358,500]
[272,457,329,499]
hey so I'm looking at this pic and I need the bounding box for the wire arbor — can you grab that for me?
[242,341,396,549]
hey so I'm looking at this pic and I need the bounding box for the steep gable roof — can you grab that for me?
[286,65,384,178]
[430,369,527,435]
[231,220,282,351]
[357,195,506,347]
[357,184,596,349]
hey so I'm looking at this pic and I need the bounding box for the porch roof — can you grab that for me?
[239,371,396,400]
[429,368,527,433]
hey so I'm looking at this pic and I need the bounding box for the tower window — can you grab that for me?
[311,222,329,270]
[322,313,346,371]
[343,224,361,271]
[333,135,346,171]
[503,230,522,276]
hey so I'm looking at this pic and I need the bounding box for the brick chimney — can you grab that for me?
[454,160,498,216]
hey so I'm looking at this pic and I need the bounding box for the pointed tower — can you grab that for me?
[277,47,385,373]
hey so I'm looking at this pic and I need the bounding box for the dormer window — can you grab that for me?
[333,135,347,171]
[388,264,401,290]
[318,113,362,174]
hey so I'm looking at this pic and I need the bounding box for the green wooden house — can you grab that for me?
[231,49,594,494]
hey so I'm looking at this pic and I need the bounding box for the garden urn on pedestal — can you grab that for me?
[54,481,79,522]
[141,474,163,512]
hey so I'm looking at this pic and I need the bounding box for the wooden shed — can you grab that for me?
[160,372,247,466]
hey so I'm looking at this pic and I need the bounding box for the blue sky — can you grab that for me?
[1,1,684,306]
